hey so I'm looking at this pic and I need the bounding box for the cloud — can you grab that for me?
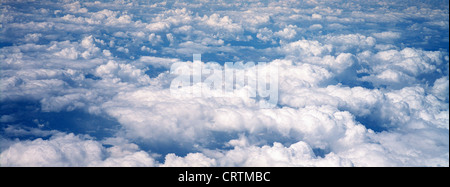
[358,48,444,89]
[0,133,157,167]
[309,24,323,30]
[311,13,323,20]
[431,76,449,101]
[210,141,353,167]
[257,27,275,42]
[322,34,376,52]
[136,56,182,69]
[372,31,401,40]
[198,13,244,39]
[0,133,103,166]
[162,153,217,167]
[274,25,298,40]
[280,39,332,57]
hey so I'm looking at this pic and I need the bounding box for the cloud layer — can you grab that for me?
[0,0,448,167]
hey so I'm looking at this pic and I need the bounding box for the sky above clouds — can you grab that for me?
[0,0,448,166]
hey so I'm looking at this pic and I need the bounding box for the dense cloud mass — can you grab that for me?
[0,0,448,167]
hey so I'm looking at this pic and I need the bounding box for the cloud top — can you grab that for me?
[0,0,448,167]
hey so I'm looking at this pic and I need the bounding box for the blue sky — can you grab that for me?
[0,0,448,166]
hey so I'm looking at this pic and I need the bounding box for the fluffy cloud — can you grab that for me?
[280,39,332,57]
[359,48,444,89]
[274,25,298,40]
[0,133,103,166]
[198,141,354,167]
[0,133,157,167]
[162,153,217,167]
